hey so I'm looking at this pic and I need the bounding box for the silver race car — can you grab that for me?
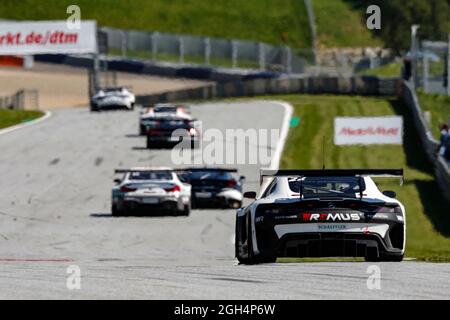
[112,167,191,216]
[90,87,135,111]
[235,169,406,264]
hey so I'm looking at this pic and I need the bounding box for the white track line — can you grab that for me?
[0,110,52,136]
[268,101,294,170]
[258,100,294,195]
[232,100,293,246]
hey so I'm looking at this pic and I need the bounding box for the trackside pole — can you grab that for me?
[447,34,450,96]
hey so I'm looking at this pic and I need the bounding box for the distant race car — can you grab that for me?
[177,168,245,209]
[112,167,191,216]
[235,169,406,264]
[90,87,135,111]
[139,104,191,135]
[143,112,200,148]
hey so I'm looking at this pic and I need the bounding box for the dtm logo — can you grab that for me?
[302,213,361,222]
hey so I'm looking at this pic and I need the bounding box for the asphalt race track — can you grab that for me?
[0,101,449,299]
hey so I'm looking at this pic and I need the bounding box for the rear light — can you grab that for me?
[189,127,197,135]
[164,185,181,193]
[227,179,237,188]
[120,185,137,193]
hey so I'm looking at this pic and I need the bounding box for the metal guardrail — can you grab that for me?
[97,27,309,74]
[0,89,39,110]
[413,36,450,95]
[401,81,450,202]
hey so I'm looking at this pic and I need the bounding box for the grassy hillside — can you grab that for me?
[0,0,311,49]
[245,94,450,262]
[0,0,387,49]
[0,109,43,129]
[313,0,382,47]
[357,61,402,77]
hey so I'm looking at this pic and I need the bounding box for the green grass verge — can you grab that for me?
[313,0,382,48]
[0,109,44,130]
[357,62,402,77]
[417,90,450,139]
[0,0,311,49]
[238,94,450,262]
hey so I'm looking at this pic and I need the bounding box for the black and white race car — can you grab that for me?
[139,104,191,135]
[177,168,245,209]
[235,169,406,264]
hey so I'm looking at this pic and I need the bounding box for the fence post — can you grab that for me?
[231,40,238,69]
[151,32,158,60]
[285,46,292,73]
[121,30,127,57]
[423,55,429,93]
[447,34,450,96]
[178,37,184,64]
[204,37,211,66]
[258,42,265,70]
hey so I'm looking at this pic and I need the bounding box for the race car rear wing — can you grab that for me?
[260,169,404,185]
[175,167,238,173]
[114,168,173,174]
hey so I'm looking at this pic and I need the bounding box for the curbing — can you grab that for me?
[0,111,52,136]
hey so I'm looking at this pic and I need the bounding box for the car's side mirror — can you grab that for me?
[383,190,397,198]
[239,175,246,181]
[114,179,121,185]
[243,191,257,199]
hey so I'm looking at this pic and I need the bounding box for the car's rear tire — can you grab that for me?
[382,254,404,262]
[90,104,99,112]
[140,125,146,136]
[237,213,276,265]
[111,205,122,217]
[365,254,403,262]
[181,204,191,216]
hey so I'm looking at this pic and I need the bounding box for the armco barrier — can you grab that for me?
[136,76,402,105]
[34,54,280,83]
[401,81,450,202]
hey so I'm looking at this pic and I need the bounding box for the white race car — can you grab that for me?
[90,87,135,111]
[235,169,406,264]
[112,167,191,216]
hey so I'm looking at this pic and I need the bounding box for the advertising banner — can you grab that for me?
[0,20,97,55]
[334,116,403,145]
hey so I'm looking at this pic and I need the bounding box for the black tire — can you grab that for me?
[146,138,152,149]
[90,104,99,112]
[237,213,276,265]
[381,254,404,262]
[111,205,122,217]
[140,125,146,136]
[182,204,191,216]
[365,254,403,262]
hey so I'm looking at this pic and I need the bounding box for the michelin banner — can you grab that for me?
[334,116,403,145]
[0,20,97,55]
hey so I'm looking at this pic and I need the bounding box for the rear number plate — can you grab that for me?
[196,192,212,198]
[142,198,159,204]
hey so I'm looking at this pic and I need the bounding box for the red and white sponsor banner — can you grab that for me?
[334,116,403,145]
[0,20,97,55]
